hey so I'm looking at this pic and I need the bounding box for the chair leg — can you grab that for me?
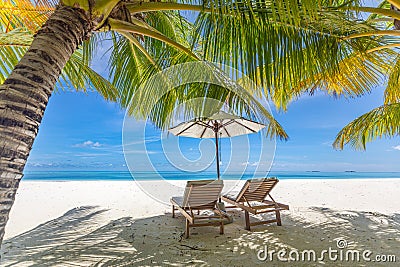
[275,210,282,226]
[244,211,251,230]
[172,205,175,218]
[220,221,224,235]
[185,219,190,238]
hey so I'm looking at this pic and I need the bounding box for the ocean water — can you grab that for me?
[22,171,400,181]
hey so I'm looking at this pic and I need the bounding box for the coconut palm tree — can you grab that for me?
[0,0,123,246]
[0,0,383,246]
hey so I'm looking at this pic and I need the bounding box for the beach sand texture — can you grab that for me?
[1,179,399,266]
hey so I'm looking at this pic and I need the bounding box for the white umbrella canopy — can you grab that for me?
[169,111,266,138]
[168,111,266,179]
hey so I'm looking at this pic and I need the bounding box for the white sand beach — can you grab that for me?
[1,179,399,266]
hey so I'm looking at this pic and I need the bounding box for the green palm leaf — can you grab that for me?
[0,29,118,100]
[192,0,376,98]
[384,53,400,104]
[267,46,393,110]
[58,50,119,101]
[0,1,118,100]
[333,103,400,150]
[0,0,55,33]
[129,61,288,140]
[0,29,31,83]
[108,10,199,109]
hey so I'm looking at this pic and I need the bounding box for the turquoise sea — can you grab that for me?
[22,171,400,181]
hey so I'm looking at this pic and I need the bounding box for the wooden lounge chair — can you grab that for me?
[171,180,224,238]
[221,177,289,230]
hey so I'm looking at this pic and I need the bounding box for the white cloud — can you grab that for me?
[74,153,108,157]
[393,145,400,151]
[322,140,333,146]
[73,140,103,148]
[92,142,101,147]
[121,136,161,147]
[124,149,158,155]
[241,161,259,167]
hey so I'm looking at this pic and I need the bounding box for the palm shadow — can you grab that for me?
[1,206,399,266]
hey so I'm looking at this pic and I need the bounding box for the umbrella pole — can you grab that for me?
[215,130,220,180]
[215,129,223,204]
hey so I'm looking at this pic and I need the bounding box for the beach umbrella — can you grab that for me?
[168,111,266,180]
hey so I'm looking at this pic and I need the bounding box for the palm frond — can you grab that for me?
[384,53,400,104]
[109,32,158,108]
[192,0,376,98]
[0,1,115,99]
[0,0,53,82]
[0,0,54,33]
[0,28,115,100]
[0,28,32,46]
[264,46,393,110]
[109,18,198,59]
[333,103,400,150]
[57,48,119,101]
[129,61,288,140]
[0,28,30,83]
[81,32,105,66]
[109,10,197,108]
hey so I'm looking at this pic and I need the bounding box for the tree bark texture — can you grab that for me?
[0,5,91,247]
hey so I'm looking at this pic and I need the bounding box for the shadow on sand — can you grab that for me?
[1,206,399,266]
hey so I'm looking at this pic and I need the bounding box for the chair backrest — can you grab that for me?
[235,177,278,202]
[182,179,223,209]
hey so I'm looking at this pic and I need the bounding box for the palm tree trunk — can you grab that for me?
[0,5,91,246]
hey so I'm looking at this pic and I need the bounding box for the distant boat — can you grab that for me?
[306,170,320,172]
[345,170,356,172]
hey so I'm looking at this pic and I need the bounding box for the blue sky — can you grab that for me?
[25,84,400,172]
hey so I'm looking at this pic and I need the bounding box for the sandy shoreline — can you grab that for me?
[1,179,399,266]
